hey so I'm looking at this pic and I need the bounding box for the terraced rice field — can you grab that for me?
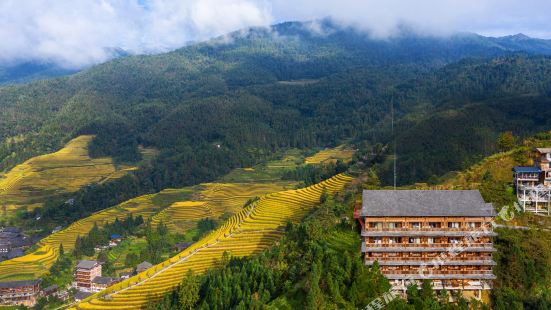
[0,170,290,281]
[0,147,339,283]
[151,182,292,232]
[74,174,353,310]
[304,145,356,164]
[0,135,134,218]
[0,193,164,281]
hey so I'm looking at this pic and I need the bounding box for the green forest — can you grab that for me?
[3,22,551,205]
[1,21,551,310]
[145,178,550,310]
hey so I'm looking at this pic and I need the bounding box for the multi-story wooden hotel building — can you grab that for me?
[75,260,102,292]
[0,279,41,307]
[513,147,551,215]
[356,190,496,299]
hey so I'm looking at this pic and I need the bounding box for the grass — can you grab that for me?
[221,149,305,182]
[412,132,551,228]
[304,145,356,165]
[107,237,148,269]
[0,135,135,220]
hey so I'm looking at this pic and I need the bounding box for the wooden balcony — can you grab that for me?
[362,230,496,237]
[365,242,493,248]
[365,256,493,262]
[384,272,496,280]
[365,259,495,266]
[383,269,493,274]
[366,226,489,231]
[362,243,496,253]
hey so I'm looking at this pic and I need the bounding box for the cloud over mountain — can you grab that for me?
[1,0,550,68]
[0,0,272,68]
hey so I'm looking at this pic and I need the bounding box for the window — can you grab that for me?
[408,237,421,244]
[410,222,421,229]
[466,222,480,228]
[369,222,383,229]
[373,237,382,244]
[427,237,435,244]
[428,222,441,228]
[389,237,402,244]
[387,222,402,229]
[448,222,461,228]
[449,237,462,244]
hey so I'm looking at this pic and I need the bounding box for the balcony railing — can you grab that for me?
[362,231,496,237]
[365,226,488,231]
[365,256,493,262]
[382,270,493,275]
[365,242,493,248]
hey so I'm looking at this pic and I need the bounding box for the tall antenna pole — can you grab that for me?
[391,99,397,189]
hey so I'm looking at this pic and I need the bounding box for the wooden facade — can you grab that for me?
[0,279,41,307]
[358,190,496,298]
[75,260,102,292]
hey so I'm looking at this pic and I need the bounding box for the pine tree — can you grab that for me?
[179,270,199,310]
[497,131,516,152]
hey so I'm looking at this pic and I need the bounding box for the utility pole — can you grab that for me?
[391,99,397,189]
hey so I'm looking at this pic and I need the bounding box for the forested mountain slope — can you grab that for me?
[2,20,551,192]
[0,61,77,85]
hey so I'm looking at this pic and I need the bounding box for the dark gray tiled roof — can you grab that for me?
[76,260,99,269]
[0,279,41,288]
[74,291,93,300]
[362,190,495,217]
[92,276,118,285]
[136,261,153,272]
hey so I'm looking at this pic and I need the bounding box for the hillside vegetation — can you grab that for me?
[414,131,551,213]
[2,22,551,199]
[0,135,134,221]
[304,145,356,164]
[73,174,353,309]
[410,132,551,308]
[0,147,345,282]
[0,194,161,281]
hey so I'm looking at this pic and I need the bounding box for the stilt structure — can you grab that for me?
[513,148,551,215]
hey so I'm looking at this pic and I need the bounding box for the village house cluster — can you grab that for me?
[0,224,195,307]
[0,227,34,262]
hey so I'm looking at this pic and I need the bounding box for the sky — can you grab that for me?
[1,0,550,68]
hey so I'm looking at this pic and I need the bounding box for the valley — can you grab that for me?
[0,15,550,310]
[0,145,352,284]
[73,174,353,309]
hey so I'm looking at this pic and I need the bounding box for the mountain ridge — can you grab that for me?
[2,20,551,193]
[2,20,551,86]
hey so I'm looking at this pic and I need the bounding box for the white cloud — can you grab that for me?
[0,0,272,68]
[270,0,551,38]
[0,0,550,68]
